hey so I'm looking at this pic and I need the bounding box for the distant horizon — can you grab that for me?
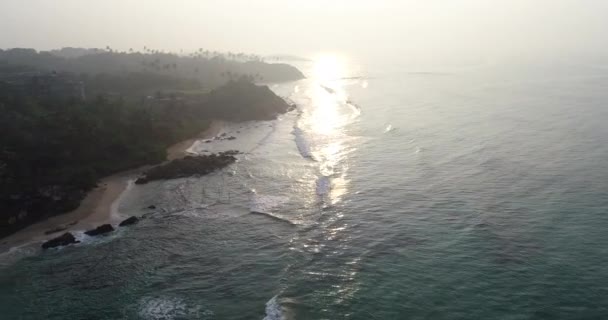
[2,0,608,64]
[4,46,608,70]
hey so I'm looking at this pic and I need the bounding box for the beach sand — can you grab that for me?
[0,120,223,252]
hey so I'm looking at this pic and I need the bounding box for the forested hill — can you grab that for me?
[0,48,304,87]
[0,48,302,238]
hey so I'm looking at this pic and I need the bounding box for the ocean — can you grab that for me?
[1,57,608,319]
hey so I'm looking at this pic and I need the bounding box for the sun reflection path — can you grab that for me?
[276,55,368,314]
[302,55,359,205]
[306,54,352,136]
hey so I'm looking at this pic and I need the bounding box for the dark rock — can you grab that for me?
[147,205,157,209]
[221,150,240,156]
[119,216,139,227]
[42,232,79,249]
[84,224,114,236]
[227,136,236,140]
[135,153,238,184]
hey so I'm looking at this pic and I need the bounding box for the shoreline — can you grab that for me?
[0,120,223,253]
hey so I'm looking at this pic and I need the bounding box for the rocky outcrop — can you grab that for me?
[135,151,239,184]
[84,224,114,236]
[42,232,79,249]
[119,216,139,227]
[204,78,295,121]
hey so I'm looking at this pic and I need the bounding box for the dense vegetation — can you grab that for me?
[0,48,302,238]
[0,48,304,88]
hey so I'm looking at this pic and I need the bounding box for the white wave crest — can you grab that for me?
[138,296,209,320]
[250,194,290,214]
[0,243,38,268]
[293,127,313,159]
[383,124,396,133]
[263,295,284,320]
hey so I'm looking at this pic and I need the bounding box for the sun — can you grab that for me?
[313,54,344,82]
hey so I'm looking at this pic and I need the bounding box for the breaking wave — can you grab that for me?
[250,194,290,214]
[263,295,284,320]
[138,296,210,320]
[293,126,313,159]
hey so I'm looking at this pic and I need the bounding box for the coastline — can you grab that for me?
[0,120,223,253]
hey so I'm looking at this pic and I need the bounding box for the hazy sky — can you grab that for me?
[1,0,607,61]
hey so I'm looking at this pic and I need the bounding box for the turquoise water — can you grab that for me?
[2,59,608,319]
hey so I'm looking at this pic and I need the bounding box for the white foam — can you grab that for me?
[138,296,208,320]
[250,194,290,214]
[72,230,89,243]
[250,194,297,225]
[110,179,135,221]
[0,243,39,268]
[383,124,396,133]
[293,126,313,159]
[263,295,284,320]
[185,140,201,154]
[72,227,125,246]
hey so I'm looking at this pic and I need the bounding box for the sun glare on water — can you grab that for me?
[307,55,350,136]
[302,54,356,205]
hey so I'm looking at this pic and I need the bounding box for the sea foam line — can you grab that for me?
[293,126,313,159]
[263,295,284,320]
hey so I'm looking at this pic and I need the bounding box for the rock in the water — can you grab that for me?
[147,205,157,209]
[42,232,79,249]
[119,216,139,227]
[135,153,238,184]
[84,224,114,236]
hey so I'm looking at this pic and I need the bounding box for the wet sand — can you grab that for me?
[0,120,223,252]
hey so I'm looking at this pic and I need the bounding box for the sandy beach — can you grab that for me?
[0,120,223,252]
